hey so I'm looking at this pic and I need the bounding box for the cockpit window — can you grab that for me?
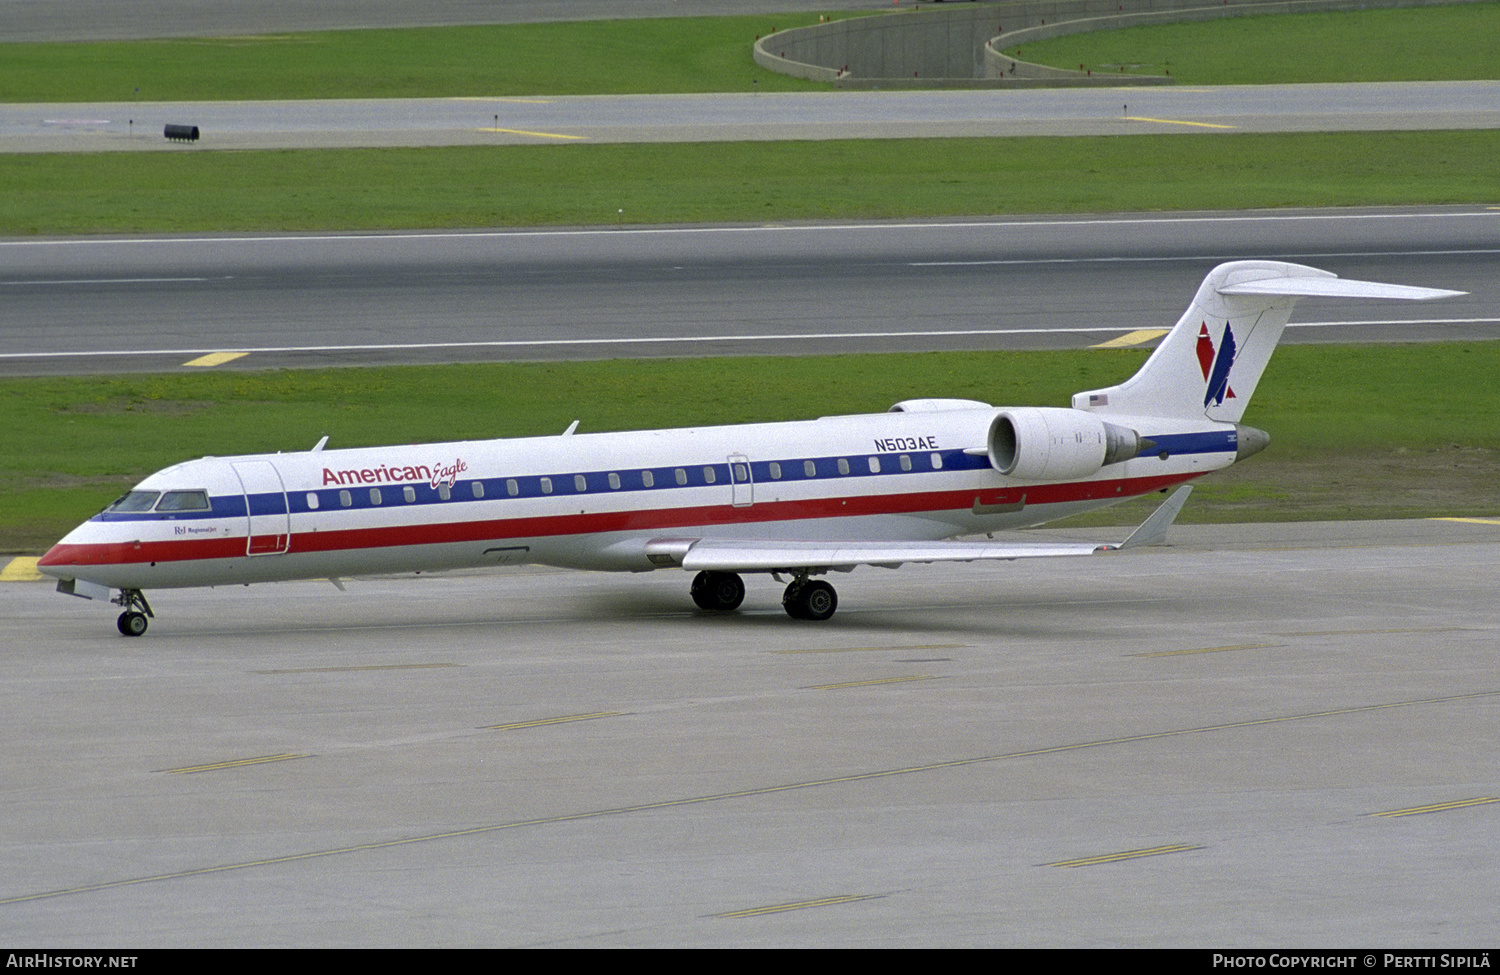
[156,490,211,511]
[107,491,160,512]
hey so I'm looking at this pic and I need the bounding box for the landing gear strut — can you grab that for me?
[112,588,154,637]
[782,577,837,621]
[690,570,745,611]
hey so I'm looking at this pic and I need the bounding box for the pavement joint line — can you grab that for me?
[806,675,940,690]
[1047,843,1203,867]
[1370,797,1498,817]
[482,711,623,731]
[713,893,885,917]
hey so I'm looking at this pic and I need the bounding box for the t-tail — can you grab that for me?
[1073,261,1464,423]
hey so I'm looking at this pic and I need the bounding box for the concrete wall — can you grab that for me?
[752,0,1486,88]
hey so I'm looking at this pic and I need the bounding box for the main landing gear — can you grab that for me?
[782,578,837,621]
[690,570,745,611]
[112,588,154,637]
[689,570,838,621]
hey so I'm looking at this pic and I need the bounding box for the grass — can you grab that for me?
[1006,2,1500,83]
[3,129,1498,235]
[8,344,1499,552]
[4,5,1496,102]
[0,15,855,103]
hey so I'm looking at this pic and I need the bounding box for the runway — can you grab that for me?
[2,208,1496,376]
[3,517,1497,946]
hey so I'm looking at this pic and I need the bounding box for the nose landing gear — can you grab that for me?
[112,589,154,637]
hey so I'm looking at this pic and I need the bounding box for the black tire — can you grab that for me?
[117,611,148,637]
[690,570,745,611]
[783,580,837,621]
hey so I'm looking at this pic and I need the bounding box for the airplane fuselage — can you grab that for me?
[40,404,1232,592]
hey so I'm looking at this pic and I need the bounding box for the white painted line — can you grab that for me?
[1,277,212,286]
[2,319,1494,361]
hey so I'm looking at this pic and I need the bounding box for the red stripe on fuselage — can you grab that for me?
[40,472,1199,568]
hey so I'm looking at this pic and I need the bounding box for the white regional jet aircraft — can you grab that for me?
[39,261,1461,635]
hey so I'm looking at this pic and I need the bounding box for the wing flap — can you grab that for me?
[653,484,1193,572]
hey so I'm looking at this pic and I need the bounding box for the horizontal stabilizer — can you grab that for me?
[1219,278,1465,301]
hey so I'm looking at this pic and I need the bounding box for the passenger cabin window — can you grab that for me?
[900,454,912,472]
[642,470,655,488]
[305,492,319,510]
[769,462,782,480]
[156,490,210,511]
[867,457,880,474]
[506,479,518,497]
[931,453,943,470]
[804,460,816,477]
[837,458,850,475]
[107,491,160,512]
[369,488,382,505]
[608,472,621,490]
[472,481,485,498]
[438,484,451,501]
[733,463,749,483]
[574,474,587,492]
[703,466,716,484]
[403,486,416,503]
[340,490,352,507]
[675,469,687,486]
[540,478,553,495]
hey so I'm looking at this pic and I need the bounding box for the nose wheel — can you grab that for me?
[111,588,154,637]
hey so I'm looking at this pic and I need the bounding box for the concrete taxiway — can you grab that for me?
[6,81,1500,153]
[2,517,1497,946]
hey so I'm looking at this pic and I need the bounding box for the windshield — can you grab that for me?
[106,491,160,513]
[156,490,210,511]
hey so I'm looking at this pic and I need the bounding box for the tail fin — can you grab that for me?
[1072,261,1463,422]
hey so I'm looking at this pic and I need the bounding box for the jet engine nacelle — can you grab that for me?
[987,407,1143,481]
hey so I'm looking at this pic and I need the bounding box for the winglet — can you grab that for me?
[1115,485,1193,550]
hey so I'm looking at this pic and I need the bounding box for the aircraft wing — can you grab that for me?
[648,487,1192,572]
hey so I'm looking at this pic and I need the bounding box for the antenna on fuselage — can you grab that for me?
[311,435,329,452]
[561,420,580,436]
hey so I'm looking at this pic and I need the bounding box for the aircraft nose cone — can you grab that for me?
[1234,424,1271,461]
[37,543,69,567]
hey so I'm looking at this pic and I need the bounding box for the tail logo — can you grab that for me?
[1196,322,1238,407]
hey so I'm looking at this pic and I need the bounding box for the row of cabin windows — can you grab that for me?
[102,454,949,520]
[315,454,943,507]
